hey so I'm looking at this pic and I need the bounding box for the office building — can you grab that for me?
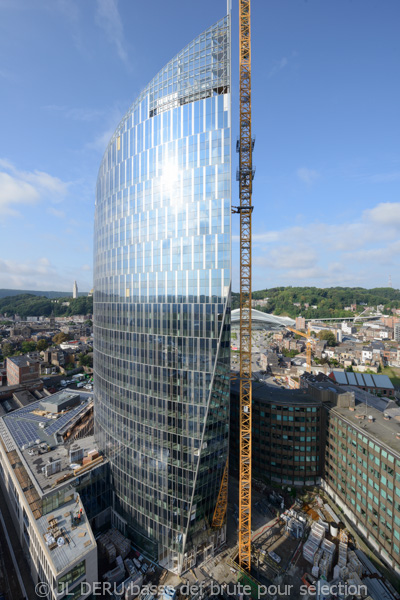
[0,390,110,599]
[230,381,326,486]
[324,400,400,576]
[93,15,231,573]
[234,372,400,575]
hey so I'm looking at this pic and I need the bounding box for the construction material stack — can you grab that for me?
[303,522,325,564]
[108,528,131,558]
[98,532,117,564]
[97,528,131,563]
[319,538,336,579]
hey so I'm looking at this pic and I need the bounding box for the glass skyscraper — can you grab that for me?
[94,14,231,573]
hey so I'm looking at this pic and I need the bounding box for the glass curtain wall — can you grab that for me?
[94,15,231,573]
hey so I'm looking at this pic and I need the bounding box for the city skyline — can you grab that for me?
[0,0,400,291]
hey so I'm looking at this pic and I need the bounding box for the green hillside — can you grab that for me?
[0,294,93,318]
[232,287,400,319]
[0,289,88,299]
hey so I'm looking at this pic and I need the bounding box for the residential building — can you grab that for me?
[394,323,400,342]
[342,321,357,335]
[7,355,40,386]
[93,15,231,574]
[295,316,306,330]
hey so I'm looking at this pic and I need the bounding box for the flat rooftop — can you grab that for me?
[23,434,98,494]
[36,494,96,574]
[0,389,98,494]
[7,355,39,367]
[332,401,400,457]
[2,390,93,452]
[231,378,320,406]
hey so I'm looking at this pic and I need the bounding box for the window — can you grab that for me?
[58,561,86,593]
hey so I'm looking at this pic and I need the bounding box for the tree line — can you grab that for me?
[0,294,93,318]
[231,286,400,319]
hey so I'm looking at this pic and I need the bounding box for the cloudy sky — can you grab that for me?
[0,0,399,292]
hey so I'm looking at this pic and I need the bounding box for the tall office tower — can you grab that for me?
[93,15,231,573]
[73,280,78,299]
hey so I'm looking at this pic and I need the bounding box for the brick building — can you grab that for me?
[6,355,40,386]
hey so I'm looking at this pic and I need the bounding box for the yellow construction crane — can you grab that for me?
[286,326,313,372]
[212,0,254,572]
[211,460,229,529]
[233,0,254,573]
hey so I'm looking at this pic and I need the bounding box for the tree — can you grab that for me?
[78,353,93,368]
[21,341,37,353]
[53,332,70,345]
[2,342,14,357]
[37,339,49,352]
[317,330,337,346]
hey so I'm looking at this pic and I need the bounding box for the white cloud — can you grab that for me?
[47,207,66,219]
[0,160,69,217]
[239,201,400,289]
[363,202,400,228]
[95,0,128,64]
[81,264,92,272]
[85,126,116,153]
[254,245,318,270]
[0,172,39,216]
[296,167,320,185]
[0,257,92,292]
[0,257,56,289]
[368,172,400,183]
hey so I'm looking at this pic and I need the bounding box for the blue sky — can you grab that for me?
[0,0,399,293]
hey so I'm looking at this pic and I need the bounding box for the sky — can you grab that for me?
[0,0,399,293]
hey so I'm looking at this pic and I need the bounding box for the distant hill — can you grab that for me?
[0,294,93,318]
[232,286,400,319]
[0,289,89,299]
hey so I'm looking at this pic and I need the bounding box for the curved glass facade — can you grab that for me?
[94,16,231,573]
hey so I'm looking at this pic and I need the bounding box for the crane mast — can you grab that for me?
[237,0,253,572]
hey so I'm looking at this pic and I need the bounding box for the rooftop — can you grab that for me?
[231,378,320,406]
[2,390,93,452]
[332,401,400,457]
[36,494,96,574]
[23,434,99,495]
[231,308,295,329]
[331,370,394,390]
[7,355,39,367]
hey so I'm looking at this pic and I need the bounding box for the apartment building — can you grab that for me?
[7,355,40,386]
